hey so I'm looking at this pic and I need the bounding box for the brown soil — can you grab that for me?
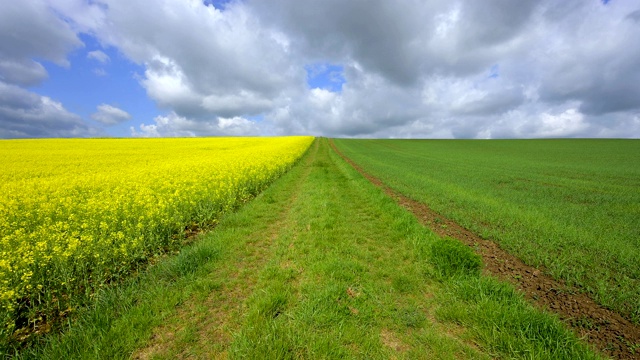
[330,139,640,360]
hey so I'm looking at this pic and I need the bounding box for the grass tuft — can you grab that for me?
[430,237,482,279]
[157,241,222,280]
[438,276,601,359]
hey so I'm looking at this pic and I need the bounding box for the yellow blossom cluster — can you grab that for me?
[0,136,313,336]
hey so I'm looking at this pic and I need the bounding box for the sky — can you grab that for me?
[1,0,640,139]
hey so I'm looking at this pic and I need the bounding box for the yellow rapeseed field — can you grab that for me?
[0,136,313,336]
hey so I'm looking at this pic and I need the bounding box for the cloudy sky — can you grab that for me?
[1,0,639,138]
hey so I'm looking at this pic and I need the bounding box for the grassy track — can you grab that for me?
[332,139,640,324]
[16,139,600,359]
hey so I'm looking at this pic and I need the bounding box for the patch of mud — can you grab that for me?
[330,140,640,360]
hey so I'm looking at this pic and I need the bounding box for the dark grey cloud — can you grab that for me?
[252,0,433,86]
[0,1,103,138]
[0,0,82,86]
[0,59,48,87]
[0,82,100,138]
[451,91,525,116]
[253,0,539,82]
[536,3,640,118]
[625,9,640,23]
[456,1,538,48]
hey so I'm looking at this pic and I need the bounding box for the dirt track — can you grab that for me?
[330,139,640,360]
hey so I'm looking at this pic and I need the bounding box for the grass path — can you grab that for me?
[133,133,319,359]
[22,138,600,359]
[134,138,485,358]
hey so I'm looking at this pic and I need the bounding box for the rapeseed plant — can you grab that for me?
[0,136,313,338]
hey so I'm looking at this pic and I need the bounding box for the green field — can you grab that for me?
[333,139,640,324]
[8,139,602,359]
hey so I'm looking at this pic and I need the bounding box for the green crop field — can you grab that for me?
[333,139,640,325]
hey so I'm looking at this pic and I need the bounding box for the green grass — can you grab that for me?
[8,139,600,359]
[333,138,640,324]
[430,237,482,279]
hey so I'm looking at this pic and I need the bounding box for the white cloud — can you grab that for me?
[93,68,107,77]
[89,0,300,120]
[140,55,201,113]
[87,50,110,63]
[254,0,640,138]
[6,0,640,138]
[91,104,131,125]
[130,112,261,137]
[536,108,588,138]
[218,116,261,135]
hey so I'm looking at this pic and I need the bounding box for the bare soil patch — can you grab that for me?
[330,140,640,360]
[380,328,409,353]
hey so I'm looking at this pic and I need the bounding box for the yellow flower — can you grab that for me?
[0,136,313,330]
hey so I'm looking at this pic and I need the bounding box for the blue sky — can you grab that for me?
[1,0,639,139]
[30,34,345,137]
[305,64,346,93]
[31,34,156,137]
[203,0,233,10]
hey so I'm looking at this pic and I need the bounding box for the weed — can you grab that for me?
[571,316,597,330]
[397,308,426,328]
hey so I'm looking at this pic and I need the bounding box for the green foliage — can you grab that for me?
[430,237,482,278]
